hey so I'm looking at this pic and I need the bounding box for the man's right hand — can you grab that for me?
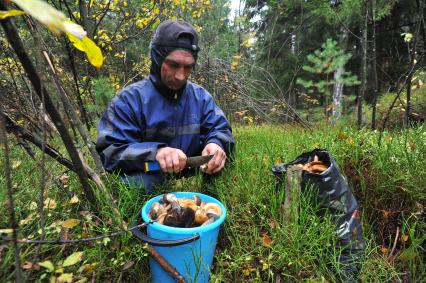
[155,147,187,173]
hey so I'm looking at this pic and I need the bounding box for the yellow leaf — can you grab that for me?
[12,0,67,34]
[44,198,57,209]
[82,36,104,68]
[12,160,22,169]
[19,212,36,225]
[0,9,25,20]
[67,32,85,52]
[69,195,79,204]
[57,273,73,283]
[29,202,38,210]
[11,1,89,46]
[55,267,64,274]
[62,219,80,229]
[63,20,86,39]
[59,175,70,185]
[63,251,84,267]
[78,262,98,274]
[0,228,13,234]
[66,33,104,68]
[38,260,55,272]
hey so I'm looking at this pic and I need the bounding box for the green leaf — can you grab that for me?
[38,260,55,272]
[62,252,84,267]
[0,9,25,19]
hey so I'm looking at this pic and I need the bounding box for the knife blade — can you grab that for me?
[143,155,214,172]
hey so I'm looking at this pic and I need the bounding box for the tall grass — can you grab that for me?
[1,124,425,281]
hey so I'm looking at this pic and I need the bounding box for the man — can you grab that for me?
[96,20,235,190]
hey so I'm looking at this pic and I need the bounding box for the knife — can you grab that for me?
[143,155,214,172]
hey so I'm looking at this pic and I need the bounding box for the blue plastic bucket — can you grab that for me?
[141,192,227,283]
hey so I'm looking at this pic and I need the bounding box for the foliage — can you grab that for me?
[87,76,116,115]
[296,38,359,111]
[362,69,426,128]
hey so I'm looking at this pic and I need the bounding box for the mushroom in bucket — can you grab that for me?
[148,193,222,228]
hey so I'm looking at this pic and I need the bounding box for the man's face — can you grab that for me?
[161,49,195,90]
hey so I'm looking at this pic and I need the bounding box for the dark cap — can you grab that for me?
[152,20,199,52]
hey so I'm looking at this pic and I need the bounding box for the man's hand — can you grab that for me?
[201,143,227,174]
[155,147,187,173]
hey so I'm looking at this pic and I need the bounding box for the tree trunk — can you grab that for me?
[358,0,369,128]
[333,67,344,121]
[371,0,379,129]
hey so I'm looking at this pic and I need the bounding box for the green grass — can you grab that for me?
[1,124,425,282]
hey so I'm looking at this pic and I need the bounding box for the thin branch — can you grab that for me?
[0,107,23,282]
[0,2,97,205]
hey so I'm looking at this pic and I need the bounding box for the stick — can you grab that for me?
[389,226,400,259]
[145,245,187,283]
[283,164,302,227]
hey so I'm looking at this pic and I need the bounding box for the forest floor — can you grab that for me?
[1,123,425,282]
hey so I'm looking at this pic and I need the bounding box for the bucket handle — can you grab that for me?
[130,216,200,247]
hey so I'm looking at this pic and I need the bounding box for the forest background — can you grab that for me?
[0,0,425,282]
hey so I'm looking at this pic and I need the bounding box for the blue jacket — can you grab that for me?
[96,76,235,174]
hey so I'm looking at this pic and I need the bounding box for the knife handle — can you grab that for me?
[143,162,161,172]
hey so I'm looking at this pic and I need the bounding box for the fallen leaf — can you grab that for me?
[0,228,13,234]
[268,218,279,229]
[242,265,256,276]
[12,160,22,169]
[63,251,84,267]
[62,219,81,229]
[21,261,33,269]
[59,175,70,185]
[20,213,37,225]
[380,245,389,255]
[57,273,73,283]
[44,198,57,210]
[29,202,38,210]
[401,234,409,242]
[78,262,98,274]
[381,210,391,220]
[121,261,134,271]
[69,195,79,204]
[102,237,111,246]
[261,233,274,248]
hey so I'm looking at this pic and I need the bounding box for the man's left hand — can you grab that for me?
[201,143,227,174]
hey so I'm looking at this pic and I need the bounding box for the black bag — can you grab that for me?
[272,148,364,282]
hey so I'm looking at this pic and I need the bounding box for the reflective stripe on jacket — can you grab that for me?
[96,77,235,174]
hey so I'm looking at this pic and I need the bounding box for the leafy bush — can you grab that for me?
[374,70,426,128]
[87,76,116,115]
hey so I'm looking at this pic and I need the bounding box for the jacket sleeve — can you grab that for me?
[96,93,165,173]
[200,91,235,155]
